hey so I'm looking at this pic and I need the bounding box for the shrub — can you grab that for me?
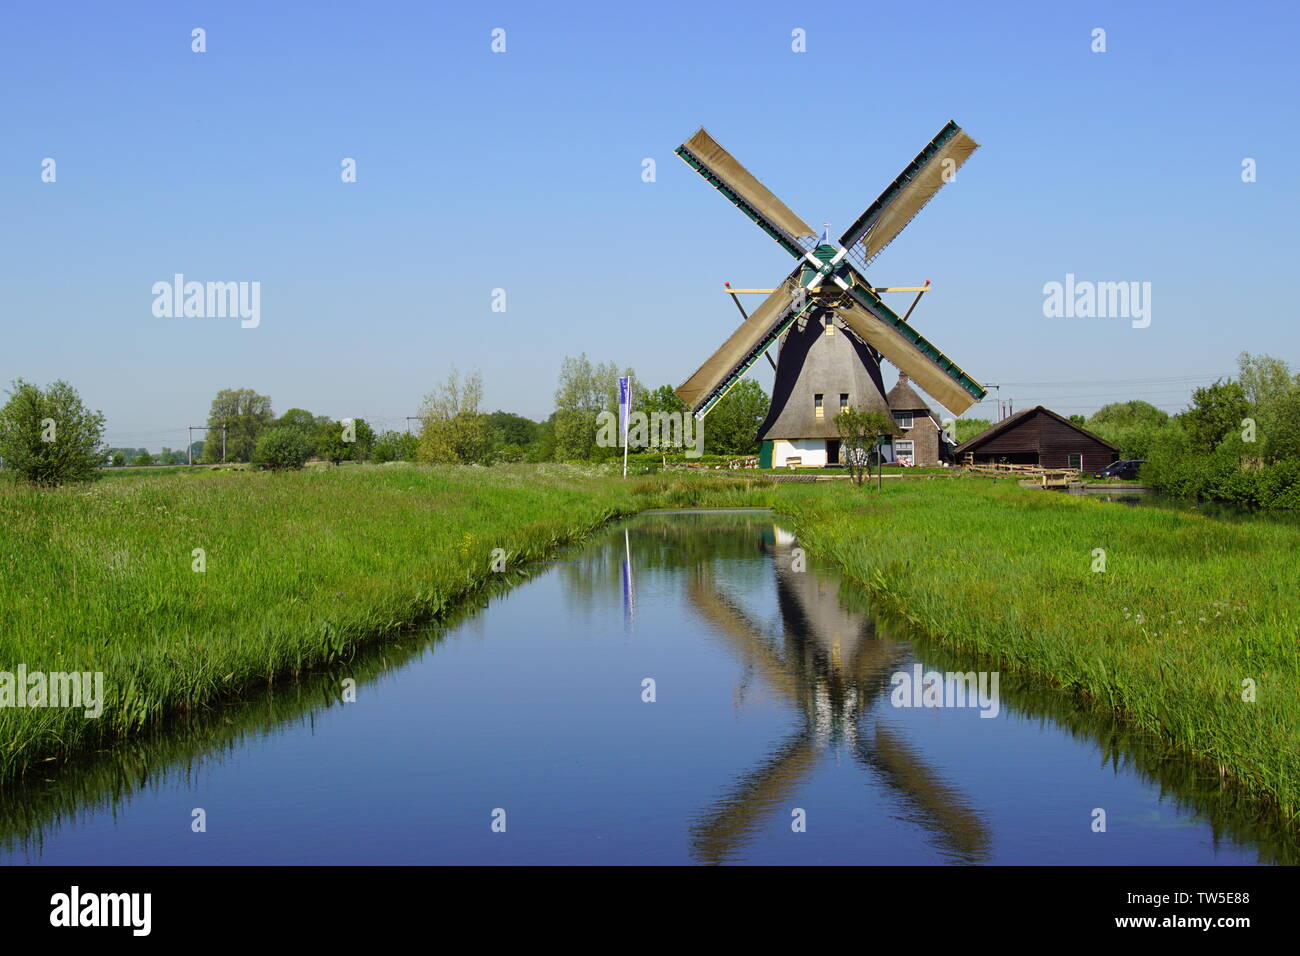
[0,379,106,486]
[253,426,313,470]
[371,430,417,463]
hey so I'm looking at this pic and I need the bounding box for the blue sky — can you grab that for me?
[2,0,1297,449]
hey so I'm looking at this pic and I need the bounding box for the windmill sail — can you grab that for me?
[676,128,817,257]
[839,121,979,267]
[675,272,813,416]
[836,280,985,415]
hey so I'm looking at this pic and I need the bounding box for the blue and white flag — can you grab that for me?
[618,376,631,444]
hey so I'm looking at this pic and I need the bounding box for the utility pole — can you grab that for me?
[983,383,1001,420]
[222,425,227,463]
[406,416,422,434]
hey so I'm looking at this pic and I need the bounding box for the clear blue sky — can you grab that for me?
[3,0,1297,449]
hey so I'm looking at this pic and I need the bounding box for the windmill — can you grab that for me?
[673,122,987,468]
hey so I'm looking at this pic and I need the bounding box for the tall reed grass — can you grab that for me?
[765,480,1300,817]
[0,465,636,777]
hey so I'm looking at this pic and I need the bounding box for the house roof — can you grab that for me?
[886,373,930,413]
[952,405,1120,455]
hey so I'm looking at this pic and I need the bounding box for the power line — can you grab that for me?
[993,373,1226,388]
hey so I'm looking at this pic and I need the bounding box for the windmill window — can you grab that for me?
[839,393,849,410]
[1069,453,1083,470]
[814,394,824,419]
[894,412,914,429]
[895,440,915,460]
[824,320,835,336]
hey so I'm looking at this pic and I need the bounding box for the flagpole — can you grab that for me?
[623,376,631,478]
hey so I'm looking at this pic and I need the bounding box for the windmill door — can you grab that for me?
[826,440,841,465]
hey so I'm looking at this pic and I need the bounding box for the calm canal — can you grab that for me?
[1,510,1291,865]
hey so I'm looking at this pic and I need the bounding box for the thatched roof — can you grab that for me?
[886,373,931,413]
[758,313,889,441]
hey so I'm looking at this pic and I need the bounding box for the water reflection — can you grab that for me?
[686,525,991,864]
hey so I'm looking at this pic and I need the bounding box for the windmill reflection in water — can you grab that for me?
[686,524,992,865]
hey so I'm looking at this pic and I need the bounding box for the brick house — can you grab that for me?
[885,373,950,466]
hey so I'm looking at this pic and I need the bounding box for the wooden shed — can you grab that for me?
[952,406,1119,471]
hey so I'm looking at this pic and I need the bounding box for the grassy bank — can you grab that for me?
[761,480,1300,818]
[0,464,653,777]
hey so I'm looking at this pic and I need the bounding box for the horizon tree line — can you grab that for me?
[4,351,1297,496]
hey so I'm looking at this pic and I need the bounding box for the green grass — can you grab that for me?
[0,464,644,777]
[761,480,1300,818]
[3,464,1297,821]
[747,465,956,476]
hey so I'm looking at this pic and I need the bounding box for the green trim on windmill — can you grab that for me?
[838,120,962,253]
[675,144,807,259]
[838,271,986,402]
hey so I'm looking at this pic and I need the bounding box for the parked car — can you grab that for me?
[1093,459,1146,480]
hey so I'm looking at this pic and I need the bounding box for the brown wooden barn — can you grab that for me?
[953,406,1119,471]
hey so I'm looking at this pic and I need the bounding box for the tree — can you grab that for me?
[702,379,769,456]
[642,385,687,416]
[202,388,273,462]
[111,450,126,468]
[0,379,106,486]
[417,368,490,464]
[371,430,418,463]
[1088,400,1169,429]
[526,415,557,462]
[954,418,992,444]
[631,382,691,455]
[1087,401,1172,460]
[316,418,375,464]
[1262,387,1300,463]
[1180,380,1249,454]
[486,411,538,447]
[276,408,319,433]
[484,411,538,463]
[835,408,898,486]
[552,354,633,461]
[1237,352,1295,412]
[1068,414,1086,426]
[253,426,313,470]
[134,451,155,467]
